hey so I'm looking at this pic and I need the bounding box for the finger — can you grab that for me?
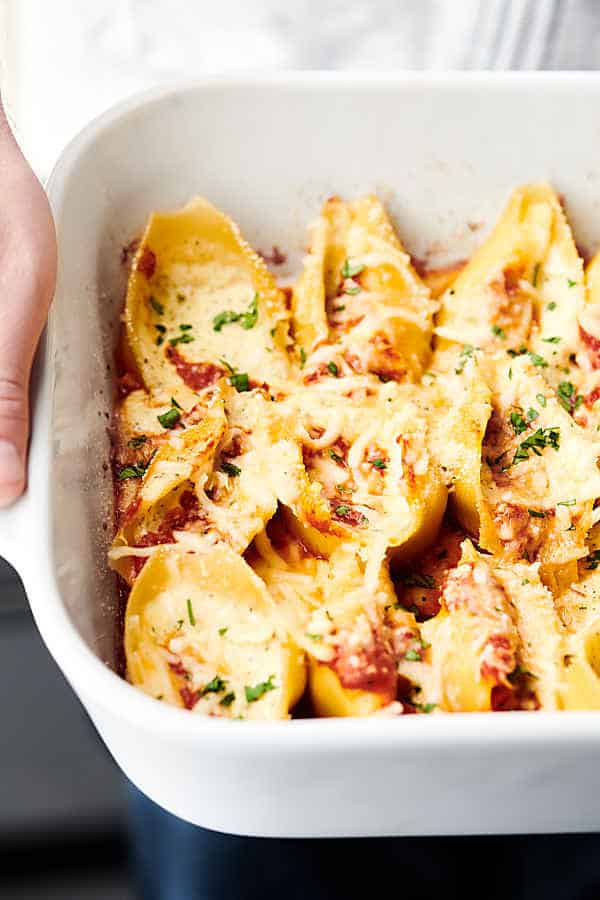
[0,99,56,505]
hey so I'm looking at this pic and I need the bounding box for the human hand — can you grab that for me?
[0,98,57,506]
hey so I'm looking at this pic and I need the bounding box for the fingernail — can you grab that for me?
[0,440,24,507]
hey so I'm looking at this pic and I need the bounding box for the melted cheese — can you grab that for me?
[112,186,600,719]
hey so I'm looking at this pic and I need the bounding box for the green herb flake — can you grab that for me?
[186,598,196,627]
[155,324,166,334]
[557,380,584,415]
[341,259,365,278]
[179,323,193,331]
[536,393,547,408]
[511,426,560,467]
[526,408,539,422]
[117,460,151,481]
[547,301,557,310]
[220,692,236,707]
[240,294,259,330]
[335,505,351,516]
[306,633,323,642]
[404,649,422,662]
[414,702,436,714]
[344,284,361,295]
[220,461,241,477]
[218,627,228,636]
[542,336,561,344]
[371,458,387,470]
[455,343,475,375]
[230,372,250,392]
[532,263,541,287]
[157,405,181,430]
[510,411,529,435]
[528,509,546,519]
[328,449,344,464]
[567,279,577,288]
[128,435,147,449]
[149,296,164,315]
[213,294,259,333]
[299,347,307,368]
[327,361,339,377]
[201,675,227,696]
[527,351,548,368]
[169,332,195,347]
[492,324,507,339]
[557,499,577,507]
[245,675,277,703]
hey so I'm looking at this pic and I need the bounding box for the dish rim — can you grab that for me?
[11,70,600,744]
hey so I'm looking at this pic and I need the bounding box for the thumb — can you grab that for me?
[0,109,57,506]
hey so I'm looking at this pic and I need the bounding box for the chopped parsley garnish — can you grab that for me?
[404,649,422,662]
[510,411,529,435]
[414,702,436,714]
[117,458,152,480]
[219,360,251,392]
[201,675,227,695]
[527,351,548,367]
[220,692,236,707]
[536,393,547,407]
[371,458,387,469]
[397,572,436,589]
[333,304,346,311]
[586,550,600,570]
[531,263,541,287]
[567,278,577,288]
[327,361,339,377]
[180,323,193,331]
[220,461,241,477]
[557,380,583,414]
[344,284,361,295]
[169,331,195,347]
[230,372,250,392]
[455,343,475,375]
[335,505,351,516]
[245,675,277,703]
[328,449,344,464]
[213,293,259,332]
[542,336,561,343]
[526,407,539,422]
[155,323,166,345]
[557,499,577,507]
[299,347,307,368]
[528,509,546,518]
[155,324,166,333]
[547,301,557,310]
[157,402,181,429]
[336,484,353,494]
[492,324,506,339]
[218,627,228,636]
[149,296,164,315]
[511,426,560,466]
[186,598,196,627]
[341,259,365,278]
[128,435,147,449]
[306,633,323,642]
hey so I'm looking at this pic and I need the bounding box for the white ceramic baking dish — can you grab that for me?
[4,73,600,837]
